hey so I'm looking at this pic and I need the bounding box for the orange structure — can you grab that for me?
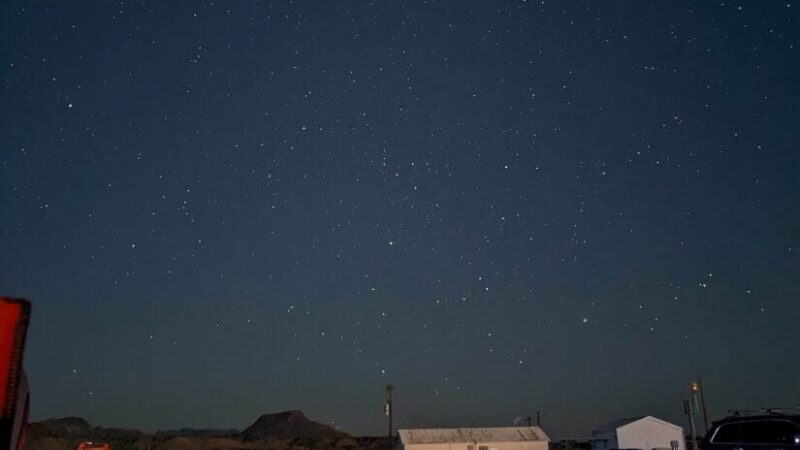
[77,442,113,450]
[0,297,31,450]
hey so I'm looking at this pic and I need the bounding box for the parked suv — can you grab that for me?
[702,412,800,450]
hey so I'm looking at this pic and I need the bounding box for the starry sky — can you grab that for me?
[1,0,799,439]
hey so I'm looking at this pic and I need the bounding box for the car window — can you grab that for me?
[713,423,743,443]
[740,420,800,445]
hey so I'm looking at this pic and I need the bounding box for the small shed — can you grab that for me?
[398,427,550,450]
[592,416,685,450]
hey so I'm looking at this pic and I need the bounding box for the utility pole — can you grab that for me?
[525,416,532,427]
[537,411,541,427]
[691,381,704,440]
[386,385,395,443]
[697,376,709,434]
[684,400,697,450]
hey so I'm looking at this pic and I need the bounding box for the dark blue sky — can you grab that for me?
[1,0,798,438]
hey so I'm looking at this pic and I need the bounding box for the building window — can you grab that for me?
[479,445,489,450]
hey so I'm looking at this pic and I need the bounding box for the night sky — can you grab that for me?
[2,0,799,439]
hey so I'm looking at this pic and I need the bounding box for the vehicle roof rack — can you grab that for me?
[727,407,800,416]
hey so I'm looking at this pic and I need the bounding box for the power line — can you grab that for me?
[395,408,450,428]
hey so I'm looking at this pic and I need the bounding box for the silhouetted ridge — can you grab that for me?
[25,411,362,450]
[240,410,346,441]
[27,417,95,437]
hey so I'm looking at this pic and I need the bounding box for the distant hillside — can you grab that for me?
[240,410,345,441]
[25,411,390,450]
[154,429,240,439]
[27,417,147,450]
[28,417,96,438]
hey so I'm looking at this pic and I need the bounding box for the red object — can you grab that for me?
[77,443,112,450]
[0,297,31,450]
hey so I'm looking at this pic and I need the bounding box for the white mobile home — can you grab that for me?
[592,416,685,450]
[398,427,550,450]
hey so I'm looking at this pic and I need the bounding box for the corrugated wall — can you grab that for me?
[404,440,548,450]
[616,418,685,450]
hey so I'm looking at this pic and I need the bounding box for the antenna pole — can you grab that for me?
[386,385,395,443]
[698,376,709,434]
[685,399,698,450]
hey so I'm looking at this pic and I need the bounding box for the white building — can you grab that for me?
[398,427,550,450]
[592,416,685,450]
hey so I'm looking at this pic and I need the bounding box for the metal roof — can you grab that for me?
[592,417,646,436]
[398,427,549,444]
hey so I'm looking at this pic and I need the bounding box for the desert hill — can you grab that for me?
[240,410,344,441]
[25,412,393,450]
[28,417,96,437]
